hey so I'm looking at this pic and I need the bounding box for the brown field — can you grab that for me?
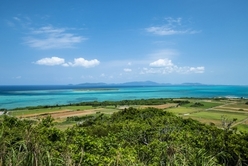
[19,109,103,119]
[215,106,248,111]
[51,110,96,119]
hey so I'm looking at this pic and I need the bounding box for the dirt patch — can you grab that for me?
[19,109,72,118]
[216,106,248,111]
[51,110,96,119]
[19,109,102,119]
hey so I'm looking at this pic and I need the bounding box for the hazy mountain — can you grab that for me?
[77,82,108,86]
[76,81,203,87]
[120,81,160,86]
[181,83,204,86]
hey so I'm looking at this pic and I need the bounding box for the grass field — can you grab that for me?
[165,107,200,114]
[3,98,248,132]
[187,110,248,122]
[224,103,248,109]
[182,101,222,109]
[236,124,248,132]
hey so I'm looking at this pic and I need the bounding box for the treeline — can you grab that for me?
[11,98,190,110]
[76,98,190,107]
[1,107,248,165]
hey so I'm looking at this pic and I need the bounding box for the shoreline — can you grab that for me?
[1,96,246,111]
[1,85,248,110]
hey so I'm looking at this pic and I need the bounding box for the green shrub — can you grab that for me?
[190,102,204,107]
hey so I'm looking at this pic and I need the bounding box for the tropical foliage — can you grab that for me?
[1,107,248,165]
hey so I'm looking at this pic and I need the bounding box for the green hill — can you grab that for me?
[1,107,248,165]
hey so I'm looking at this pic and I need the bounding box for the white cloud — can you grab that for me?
[142,58,204,74]
[189,66,205,73]
[142,67,175,74]
[68,58,100,68]
[146,17,199,36]
[150,59,174,67]
[35,57,100,68]
[146,26,188,35]
[35,57,65,66]
[124,68,132,72]
[62,63,70,67]
[165,17,182,25]
[25,26,87,49]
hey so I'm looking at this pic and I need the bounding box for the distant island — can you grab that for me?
[74,88,119,92]
[76,81,204,87]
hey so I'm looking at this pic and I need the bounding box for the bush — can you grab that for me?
[190,102,204,107]
[66,115,94,122]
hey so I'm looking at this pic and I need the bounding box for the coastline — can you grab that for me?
[1,85,248,110]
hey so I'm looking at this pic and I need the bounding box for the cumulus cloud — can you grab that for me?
[146,17,199,36]
[150,59,174,67]
[35,57,65,66]
[124,68,132,72]
[67,58,100,68]
[25,26,87,49]
[35,57,100,68]
[141,58,204,74]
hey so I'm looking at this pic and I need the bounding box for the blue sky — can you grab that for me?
[0,0,247,85]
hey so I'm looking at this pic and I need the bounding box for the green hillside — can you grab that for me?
[1,107,248,165]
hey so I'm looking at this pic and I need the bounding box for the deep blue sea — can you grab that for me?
[0,85,248,110]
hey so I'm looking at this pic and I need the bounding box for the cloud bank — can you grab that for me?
[141,58,204,74]
[35,57,100,68]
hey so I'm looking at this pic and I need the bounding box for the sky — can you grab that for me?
[0,0,248,85]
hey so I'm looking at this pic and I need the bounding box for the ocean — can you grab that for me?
[0,85,248,110]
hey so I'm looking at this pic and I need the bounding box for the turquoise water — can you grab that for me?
[0,85,248,109]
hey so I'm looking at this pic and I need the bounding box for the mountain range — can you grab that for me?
[76,81,204,87]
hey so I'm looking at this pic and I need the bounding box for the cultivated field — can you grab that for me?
[5,98,248,131]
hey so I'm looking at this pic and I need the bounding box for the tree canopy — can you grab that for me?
[1,107,248,165]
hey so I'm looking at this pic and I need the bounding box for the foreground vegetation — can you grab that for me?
[1,107,248,165]
[1,98,248,165]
